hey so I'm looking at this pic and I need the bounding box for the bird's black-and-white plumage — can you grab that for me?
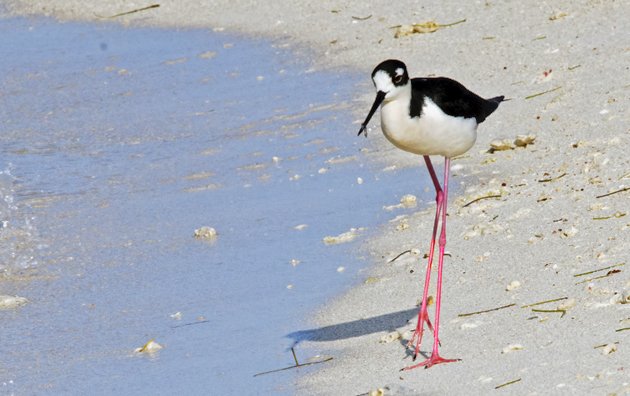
[358,59,504,158]
[357,59,505,369]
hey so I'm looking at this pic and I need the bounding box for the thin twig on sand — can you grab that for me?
[458,303,515,317]
[96,4,160,19]
[531,308,566,318]
[462,194,502,208]
[254,348,333,377]
[521,296,567,308]
[596,187,630,199]
[573,263,625,277]
[388,249,412,263]
[575,269,622,285]
[495,378,521,389]
[525,86,561,100]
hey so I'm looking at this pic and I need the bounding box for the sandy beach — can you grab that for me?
[4,0,629,394]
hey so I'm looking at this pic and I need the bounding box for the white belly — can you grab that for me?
[380,97,478,158]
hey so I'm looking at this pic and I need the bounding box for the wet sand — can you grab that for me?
[4,1,630,394]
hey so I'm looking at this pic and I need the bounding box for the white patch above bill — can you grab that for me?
[372,70,395,93]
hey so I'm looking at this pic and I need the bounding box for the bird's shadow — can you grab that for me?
[287,307,418,346]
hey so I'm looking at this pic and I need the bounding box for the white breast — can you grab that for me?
[380,96,478,158]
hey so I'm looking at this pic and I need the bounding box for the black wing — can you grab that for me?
[411,77,504,123]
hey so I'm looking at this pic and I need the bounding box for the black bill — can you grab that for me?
[357,90,386,137]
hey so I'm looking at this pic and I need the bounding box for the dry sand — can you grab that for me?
[5,1,629,394]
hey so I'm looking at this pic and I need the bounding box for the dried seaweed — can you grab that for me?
[393,19,466,38]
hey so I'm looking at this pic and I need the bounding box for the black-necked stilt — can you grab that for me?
[358,59,505,369]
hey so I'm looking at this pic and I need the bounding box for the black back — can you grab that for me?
[410,77,504,123]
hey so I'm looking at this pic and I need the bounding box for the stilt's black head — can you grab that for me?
[371,59,409,88]
[358,59,409,137]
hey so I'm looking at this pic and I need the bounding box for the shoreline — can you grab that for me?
[4,1,629,394]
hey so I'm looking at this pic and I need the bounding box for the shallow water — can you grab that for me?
[0,17,433,394]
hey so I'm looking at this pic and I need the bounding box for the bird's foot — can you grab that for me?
[405,307,433,352]
[401,353,461,371]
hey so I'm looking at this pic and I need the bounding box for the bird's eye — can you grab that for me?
[393,75,403,84]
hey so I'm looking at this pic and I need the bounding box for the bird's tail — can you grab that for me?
[479,95,506,123]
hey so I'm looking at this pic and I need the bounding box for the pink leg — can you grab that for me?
[406,156,442,356]
[403,157,461,370]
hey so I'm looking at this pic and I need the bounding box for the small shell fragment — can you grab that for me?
[0,295,29,310]
[384,194,418,211]
[135,339,163,354]
[490,139,515,152]
[559,226,579,238]
[396,219,409,231]
[514,134,537,147]
[501,344,524,354]
[379,331,401,344]
[323,228,364,245]
[194,226,217,240]
[460,321,481,329]
[610,291,630,305]
[506,281,521,291]
[400,194,417,208]
[290,259,301,267]
[602,343,617,355]
[557,298,576,310]
[368,389,386,396]
[170,311,183,320]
